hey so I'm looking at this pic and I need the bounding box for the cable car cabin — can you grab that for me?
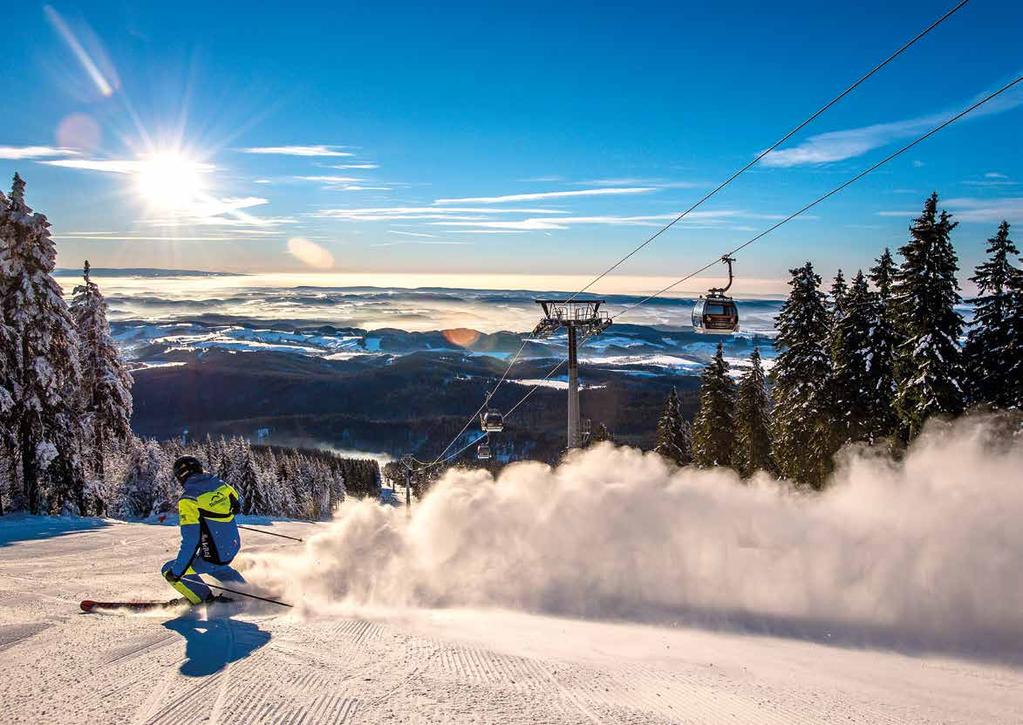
[692,295,739,334]
[480,409,504,433]
[477,442,492,460]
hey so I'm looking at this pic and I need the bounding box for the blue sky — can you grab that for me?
[2,1,1021,293]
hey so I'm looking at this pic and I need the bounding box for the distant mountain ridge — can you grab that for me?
[54,267,241,278]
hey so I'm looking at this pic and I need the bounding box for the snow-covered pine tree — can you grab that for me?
[867,248,900,440]
[734,346,772,477]
[771,262,833,489]
[827,269,848,362]
[70,260,134,501]
[0,174,85,513]
[118,438,173,518]
[256,447,283,515]
[0,188,15,514]
[830,269,848,316]
[654,387,691,465]
[963,221,1022,408]
[277,450,302,517]
[691,343,736,468]
[1010,237,1023,408]
[291,454,315,519]
[830,271,879,445]
[892,193,965,438]
[328,460,346,515]
[226,437,262,514]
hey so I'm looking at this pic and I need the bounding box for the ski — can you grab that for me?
[80,595,236,614]
[80,598,190,613]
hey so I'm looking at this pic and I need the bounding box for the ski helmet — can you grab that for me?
[173,455,203,484]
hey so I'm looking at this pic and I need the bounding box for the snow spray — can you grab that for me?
[240,416,1023,651]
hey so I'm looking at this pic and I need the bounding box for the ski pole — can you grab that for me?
[181,578,293,608]
[238,525,304,543]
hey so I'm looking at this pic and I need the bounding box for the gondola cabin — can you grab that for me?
[480,409,504,433]
[692,295,739,334]
[477,442,492,460]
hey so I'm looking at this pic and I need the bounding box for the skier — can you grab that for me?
[162,456,245,605]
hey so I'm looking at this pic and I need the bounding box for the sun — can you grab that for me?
[134,152,209,211]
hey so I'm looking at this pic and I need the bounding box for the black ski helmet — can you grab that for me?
[173,455,203,484]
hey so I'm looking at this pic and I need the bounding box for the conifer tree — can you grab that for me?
[0,189,14,514]
[867,248,900,439]
[827,269,848,362]
[0,174,85,513]
[227,437,262,514]
[734,346,772,477]
[118,439,173,517]
[691,343,736,467]
[1010,247,1023,408]
[830,269,848,317]
[771,262,832,488]
[963,221,1022,408]
[892,193,965,438]
[70,261,134,495]
[654,387,692,465]
[831,271,879,444]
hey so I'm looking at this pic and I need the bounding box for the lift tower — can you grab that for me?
[532,299,612,450]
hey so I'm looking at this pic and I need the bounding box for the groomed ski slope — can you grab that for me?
[1,515,1021,724]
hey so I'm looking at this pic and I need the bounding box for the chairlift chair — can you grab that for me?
[692,255,740,334]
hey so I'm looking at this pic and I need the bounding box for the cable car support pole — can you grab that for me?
[567,325,580,449]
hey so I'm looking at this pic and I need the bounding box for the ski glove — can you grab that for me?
[163,568,182,583]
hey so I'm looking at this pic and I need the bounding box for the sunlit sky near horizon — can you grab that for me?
[2,1,1022,294]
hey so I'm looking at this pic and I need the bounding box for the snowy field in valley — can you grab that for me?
[3,442,1023,725]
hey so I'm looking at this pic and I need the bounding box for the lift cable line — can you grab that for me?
[432,72,1023,468]
[562,0,971,305]
[427,337,531,466]
[416,0,973,469]
[611,72,1023,321]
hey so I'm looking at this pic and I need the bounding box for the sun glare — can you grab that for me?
[134,153,208,211]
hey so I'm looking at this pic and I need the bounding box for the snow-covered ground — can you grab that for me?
[1,512,1020,724]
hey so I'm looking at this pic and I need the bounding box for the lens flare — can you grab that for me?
[56,113,101,153]
[443,328,481,347]
[287,237,335,269]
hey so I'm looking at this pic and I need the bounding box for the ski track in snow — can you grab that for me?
[1,518,1021,724]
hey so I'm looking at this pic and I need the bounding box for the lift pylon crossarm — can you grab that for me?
[533,299,612,450]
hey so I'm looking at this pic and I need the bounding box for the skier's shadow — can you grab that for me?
[163,615,270,677]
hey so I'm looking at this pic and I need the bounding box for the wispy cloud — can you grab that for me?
[434,187,655,204]
[313,206,567,221]
[428,211,786,232]
[762,116,940,168]
[295,175,364,183]
[370,239,471,247]
[0,145,79,160]
[877,196,1023,223]
[238,145,353,157]
[763,80,1023,168]
[39,157,217,174]
[575,178,706,189]
[53,232,253,241]
[327,163,379,170]
[389,230,438,238]
[963,172,1018,188]
[145,197,296,229]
